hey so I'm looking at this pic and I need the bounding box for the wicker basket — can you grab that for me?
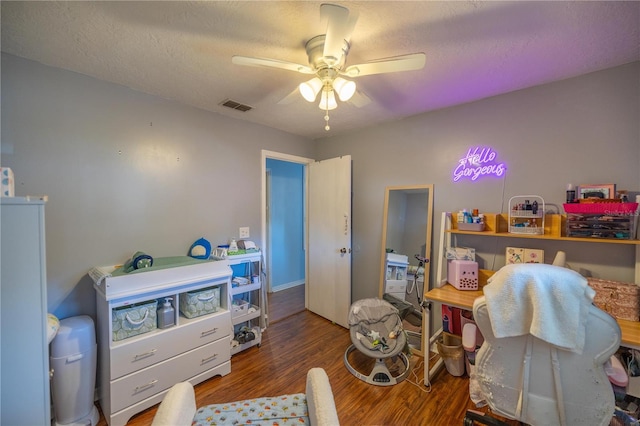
[112,300,158,341]
[588,278,640,321]
[179,285,221,318]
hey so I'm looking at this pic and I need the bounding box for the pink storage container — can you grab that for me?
[563,202,638,214]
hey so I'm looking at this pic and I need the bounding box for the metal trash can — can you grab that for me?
[50,315,99,426]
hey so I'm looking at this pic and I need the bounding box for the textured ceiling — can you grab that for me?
[2,1,639,140]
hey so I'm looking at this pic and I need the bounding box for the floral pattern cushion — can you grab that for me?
[192,393,309,425]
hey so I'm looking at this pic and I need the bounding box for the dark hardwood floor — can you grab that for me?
[97,287,516,425]
[267,284,305,324]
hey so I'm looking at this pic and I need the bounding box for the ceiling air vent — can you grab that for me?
[221,99,253,112]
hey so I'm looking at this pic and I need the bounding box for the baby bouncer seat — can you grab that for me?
[344,298,410,386]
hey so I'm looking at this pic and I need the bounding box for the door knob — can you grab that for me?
[339,248,351,254]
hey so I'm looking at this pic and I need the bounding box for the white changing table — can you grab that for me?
[93,259,233,426]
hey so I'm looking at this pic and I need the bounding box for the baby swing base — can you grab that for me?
[343,344,410,386]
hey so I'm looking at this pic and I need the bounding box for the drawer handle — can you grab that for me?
[133,349,157,361]
[201,354,218,365]
[134,379,158,394]
[201,328,218,337]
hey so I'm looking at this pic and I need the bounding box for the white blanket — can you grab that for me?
[483,264,595,353]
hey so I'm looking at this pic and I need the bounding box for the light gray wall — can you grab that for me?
[3,53,639,323]
[316,62,640,303]
[1,53,315,320]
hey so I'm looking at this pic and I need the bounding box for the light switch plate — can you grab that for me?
[239,227,250,239]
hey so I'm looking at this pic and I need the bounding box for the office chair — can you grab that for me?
[464,264,621,426]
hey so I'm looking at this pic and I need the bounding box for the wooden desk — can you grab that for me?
[423,284,640,386]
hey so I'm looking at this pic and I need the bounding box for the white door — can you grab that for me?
[307,156,352,328]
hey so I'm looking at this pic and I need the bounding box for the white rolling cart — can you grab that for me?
[383,253,409,301]
[227,251,265,355]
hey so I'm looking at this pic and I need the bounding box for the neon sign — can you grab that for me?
[453,147,506,182]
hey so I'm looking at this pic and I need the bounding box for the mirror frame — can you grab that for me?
[378,184,434,357]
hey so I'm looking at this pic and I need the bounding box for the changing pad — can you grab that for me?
[111,256,210,276]
[192,393,309,426]
[91,257,232,301]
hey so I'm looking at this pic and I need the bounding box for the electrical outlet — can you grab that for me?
[239,227,250,239]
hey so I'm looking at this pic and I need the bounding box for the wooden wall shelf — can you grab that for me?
[448,213,640,245]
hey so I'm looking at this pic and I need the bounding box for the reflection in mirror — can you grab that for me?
[379,185,434,357]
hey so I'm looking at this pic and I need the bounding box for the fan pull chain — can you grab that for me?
[324,101,330,131]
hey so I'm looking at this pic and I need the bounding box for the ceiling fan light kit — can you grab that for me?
[319,89,338,111]
[299,78,323,102]
[231,3,426,131]
[332,77,356,102]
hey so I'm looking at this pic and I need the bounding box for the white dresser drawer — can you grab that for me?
[385,279,407,294]
[110,337,230,413]
[110,312,231,379]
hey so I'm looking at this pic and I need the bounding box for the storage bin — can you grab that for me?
[564,202,638,240]
[457,222,485,232]
[180,285,221,318]
[112,300,158,341]
[566,213,636,240]
[231,298,249,318]
[588,278,640,321]
[563,202,638,214]
[508,195,545,235]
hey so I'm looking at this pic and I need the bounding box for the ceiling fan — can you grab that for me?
[231,3,426,131]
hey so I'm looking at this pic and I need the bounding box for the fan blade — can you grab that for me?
[320,3,357,65]
[342,53,426,77]
[232,55,314,74]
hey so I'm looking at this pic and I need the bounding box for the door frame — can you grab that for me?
[261,150,313,305]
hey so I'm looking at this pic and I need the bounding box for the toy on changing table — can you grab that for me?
[189,237,211,259]
[123,251,154,273]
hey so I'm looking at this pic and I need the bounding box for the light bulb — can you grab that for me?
[299,77,322,102]
[333,77,356,102]
[318,90,337,110]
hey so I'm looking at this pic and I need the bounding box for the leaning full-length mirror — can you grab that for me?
[379,184,434,357]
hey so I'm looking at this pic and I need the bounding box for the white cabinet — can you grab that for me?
[227,252,265,355]
[94,260,232,426]
[0,197,50,426]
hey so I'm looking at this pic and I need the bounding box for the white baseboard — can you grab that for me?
[271,280,304,293]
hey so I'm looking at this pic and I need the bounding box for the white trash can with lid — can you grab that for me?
[50,315,99,426]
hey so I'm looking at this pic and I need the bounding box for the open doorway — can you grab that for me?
[262,152,311,323]
[262,150,352,327]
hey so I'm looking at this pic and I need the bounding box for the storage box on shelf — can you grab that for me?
[564,202,638,241]
[93,260,232,426]
[227,251,264,355]
[588,277,640,322]
[508,195,545,235]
